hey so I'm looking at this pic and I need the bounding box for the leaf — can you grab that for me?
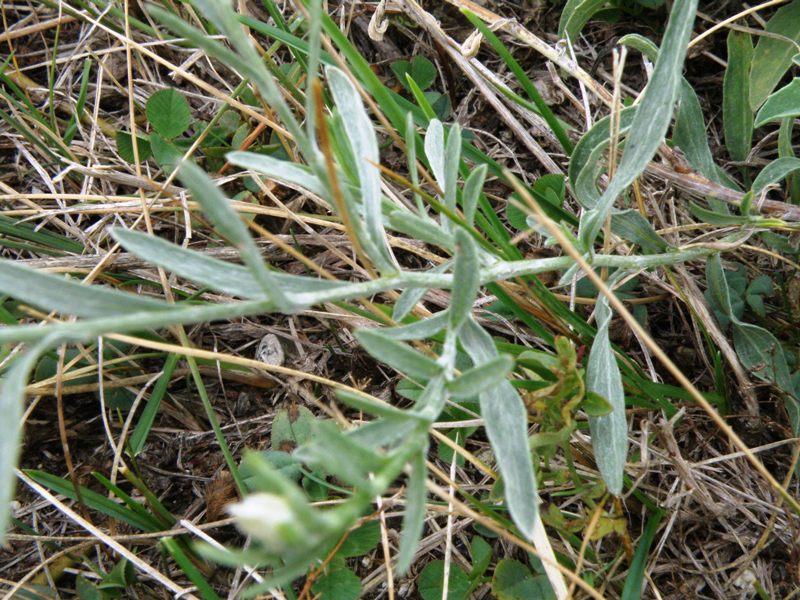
[558,0,610,43]
[723,30,754,161]
[446,355,514,399]
[227,151,326,197]
[621,510,663,600]
[418,560,471,600]
[0,257,168,318]
[112,227,345,298]
[311,568,361,600]
[0,340,52,545]
[449,229,479,332]
[338,521,380,557]
[326,65,394,271]
[753,157,800,194]
[749,0,800,110]
[388,210,453,248]
[579,0,698,247]
[460,317,538,538]
[397,449,428,574]
[146,89,191,139]
[586,296,627,495]
[491,558,556,600]
[443,124,461,213]
[149,132,182,169]
[411,56,437,90]
[116,131,152,163]
[705,254,737,320]
[271,406,315,452]
[355,329,442,380]
[424,119,446,193]
[469,536,492,580]
[610,209,668,253]
[755,78,800,126]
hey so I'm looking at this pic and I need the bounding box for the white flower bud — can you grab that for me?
[227,493,304,552]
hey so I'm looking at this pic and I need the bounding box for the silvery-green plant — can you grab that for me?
[0,0,737,592]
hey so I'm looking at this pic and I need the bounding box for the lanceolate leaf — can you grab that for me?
[754,78,800,127]
[449,229,480,332]
[447,355,514,399]
[397,449,428,574]
[751,157,800,194]
[723,30,754,162]
[355,329,442,381]
[749,0,800,110]
[0,257,168,318]
[227,151,326,197]
[326,66,394,271]
[0,340,54,545]
[579,0,698,247]
[460,317,538,538]
[586,296,627,495]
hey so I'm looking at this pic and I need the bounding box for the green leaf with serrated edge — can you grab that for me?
[723,30,754,162]
[460,317,538,538]
[752,157,800,194]
[447,355,514,399]
[418,560,471,600]
[449,229,479,332]
[755,78,800,126]
[112,228,346,298]
[388,210,454,247]
[0,257,168,318]
[397,449,427,574]
[411,56,437,90]
[586,295,627,495]
[146,89,191,139]
[178,161,292,309]
[610,209,668,253]
[558,0,610,42]
[326,66,394,271]
[462,164,487,227]
[0,340,54,545]
[227,151,326,197]
[580,0,697,247]
[749,0,800,110]
[311,567,361,600]
[355,329,442,380]
[491,558,556,600]
[569,108,636,209]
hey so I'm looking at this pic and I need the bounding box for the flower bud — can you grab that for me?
[227,493,307,553]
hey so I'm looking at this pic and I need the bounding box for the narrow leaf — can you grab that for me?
[723,30,754,161]
[0,257,168,318]
[462,164,487,227]
[449,229,479,332]
[752,157,800,194]
[754,78,800,127]
[425,119,446,191]
[460,318,538,538]
[355,328,442,380]
[227,151,326,197]
[397,449,428,574]
[586,296,627,495]
[447,355,514,399]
